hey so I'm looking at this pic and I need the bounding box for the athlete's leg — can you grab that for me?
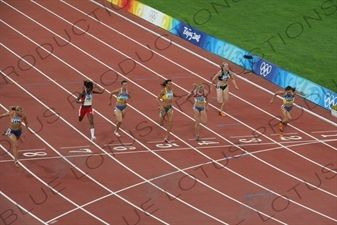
[8,134,19,167]
[159,108,166,126]
[78,106,85,121]
[87,113,96,140]
[164,109,174,142]
[279,107,291,137]
[219,87,229,116]
[193,108,201,140]
[200,109,207,124]
[114,108,123,137]
[88,113,94,129]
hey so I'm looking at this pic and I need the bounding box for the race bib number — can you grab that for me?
[83,94,93,106]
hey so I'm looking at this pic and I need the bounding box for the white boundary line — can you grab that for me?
[60,146,90,149]
[311,130,337,134]
[18,148,46,152]
[2,138,335,163]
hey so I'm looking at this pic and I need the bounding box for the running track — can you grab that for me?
[0,0,336,224]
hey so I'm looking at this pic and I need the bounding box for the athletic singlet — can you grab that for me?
[161,88,173,100]
[283,93,295,105]
[10,112,22,125]
[81,90,93,106]
[117,88,129,103]
[218,71,230,81]
[194,90,206,103]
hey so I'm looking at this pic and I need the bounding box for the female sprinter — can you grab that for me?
[157,79,181,144]
[185,83,209,141]
[109,80,133,138]
[76,80,104,141]
[270,85,305,137]
[210,62,239,116]
[0,106,29,168]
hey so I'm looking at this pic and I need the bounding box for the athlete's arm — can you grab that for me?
[0,112,10,119]
[22,114,30,136]
[93,85,105,94]
[156,90,164,108]
[109,89,120,105]
[127,91,133,102]
[205,90,209,110]
[185,89,194,100]
[210,71,221,90]
[270,90,284,103]
[76,91,84,103]
[230,72,239,90]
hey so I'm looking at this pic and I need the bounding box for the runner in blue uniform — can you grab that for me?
[0,106,29,167]
[270,86,305,137]
[185,83,209,141]
[109,80,133,138]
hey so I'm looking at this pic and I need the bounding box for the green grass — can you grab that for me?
[139,0,337,91]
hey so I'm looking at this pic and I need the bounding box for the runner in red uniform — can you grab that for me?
[76,80,104,141]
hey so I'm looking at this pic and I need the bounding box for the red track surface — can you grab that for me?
[1,1,336,224]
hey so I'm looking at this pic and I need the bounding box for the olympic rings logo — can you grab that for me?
[324,93,337,107]
[148,10,158,23]
[259,62,272,77]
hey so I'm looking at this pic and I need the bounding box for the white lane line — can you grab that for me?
[60,146,90,149]
[188,137,216,140]
[147,140,175,143]
[18,148,46,152]
[270,133,298,136]
[230,135,259,138]
[311,130,337,134]
[2,138,336,163]
[103,143,133,146]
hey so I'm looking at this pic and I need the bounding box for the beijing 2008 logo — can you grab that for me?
[148,10,158,23]
[260,62,272,77]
